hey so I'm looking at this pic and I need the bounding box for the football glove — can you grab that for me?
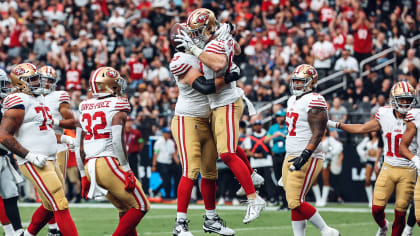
[224,63,241,84]
[412,155,420,173]
[174,30,203,57]
[61,135,75,150]
[81,176,90,199]
[289,149,313,171]
[124,170,136,193]
[26,152,48,168]
[215,23,232,41]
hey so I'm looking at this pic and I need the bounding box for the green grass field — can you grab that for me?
[0,203,417,235]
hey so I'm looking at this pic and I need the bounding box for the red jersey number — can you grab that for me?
[385,132,402,158]
[81,111,110,140]
[35,106,53,131]
[286,112,299,136]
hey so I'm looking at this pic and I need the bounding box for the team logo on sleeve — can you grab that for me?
[197,12,209,23]
[14,67,25,75]
[107,70,118,78]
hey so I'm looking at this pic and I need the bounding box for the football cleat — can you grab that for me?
[173,218,194,236]
[14,229,24,236]
[375,220,389,236]
[203,215,235,235]
[402,225,413,236]
[243,194,266,224]
[236,170,265,196]
[321,226,340,236]
[47,229,63,236]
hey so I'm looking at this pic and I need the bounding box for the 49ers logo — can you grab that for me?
[106,70,118,78]
[14,67,25,75]
[197,12,209,23]
[307,67,316,76]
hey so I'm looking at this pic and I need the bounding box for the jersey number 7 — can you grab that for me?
[286,112,299,136]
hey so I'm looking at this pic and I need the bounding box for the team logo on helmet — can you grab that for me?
[107,70,118,78]
[307,68,315,76]
[14,67,25,76]
[197,12,209,23]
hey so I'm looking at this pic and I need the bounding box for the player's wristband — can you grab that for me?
[53,118,60,128]
[327,120,340,129]
[191,45,203,57]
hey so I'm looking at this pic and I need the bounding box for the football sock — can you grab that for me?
[201,178,216,211]
[0,197,10,225]
[177,177,194,214]
[312,185,321,204]
[365,186,372,206]
[176,212,187,221]
[296,202,316,219]
[236,146,253,174]
[291,220,307,236]
[27,206,53,235]
[407,202,416,227]
[2,224,14,236]
[23,230,34,236]
[205,209,217,219]
[391,210,406,236]
[220,153,255,196]
[113,208,146,236]
[321,186,329,204]
[308,211,328,232]
[119,212,136,236]
[54,209,78,236]
[3,197,23,230]
[372,205,386,228]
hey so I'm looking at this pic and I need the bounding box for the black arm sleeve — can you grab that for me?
[224,72,240,84]
[192,76,216,95]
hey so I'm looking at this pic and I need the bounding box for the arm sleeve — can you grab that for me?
[191,76,216,95]
[114,98,131,112]
[3,94,25,110]
[74,127,85,177]
[111,125,130,171]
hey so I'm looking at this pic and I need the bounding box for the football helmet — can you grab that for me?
[38,65,58,94]
[89,67,127,97]
[9,63,42,95]
[0,69,12,98]
[186,8,217,48]
[290,64,318,96]
[390,81,416,114]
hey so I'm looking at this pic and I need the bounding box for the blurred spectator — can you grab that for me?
[126,52,148,88]
[125,117,144,179]
[329,97,348,124]
[399,48,420,72]
[352,9,372,62]
[312,32,335,78]
[334,48,359,79]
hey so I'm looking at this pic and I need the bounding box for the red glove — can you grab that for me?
[124,170,136,193]
[81,176,91,199]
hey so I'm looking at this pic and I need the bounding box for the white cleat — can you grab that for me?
[321,226,340,236]
[243,194,266,224]
[14,229,24,236]
[402,225,413,236]
[376,220,389,236]
[173,219,194,236]
[316,200,327,207]
[236,170,265,196]
[203,215,235,236]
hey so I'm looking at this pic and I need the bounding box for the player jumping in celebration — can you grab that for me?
[329,81,417,236]
[39,65,77,236]
[283,64,340,236]
[175,8,266,224]
[0,63,78,236]
[76,67,150,236]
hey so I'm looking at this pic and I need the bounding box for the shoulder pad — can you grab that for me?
[3,93,25,110]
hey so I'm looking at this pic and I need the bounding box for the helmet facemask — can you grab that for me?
[187,25,210,49]
[392,95,415,114]
[40,75,57,95]
[290,76,313,97]
[116,77,127,96]
[22,73,43,95]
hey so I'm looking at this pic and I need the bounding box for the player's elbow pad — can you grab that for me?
[192,76,216,95]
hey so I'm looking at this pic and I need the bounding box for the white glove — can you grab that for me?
[327,120,339,129]
[230,63,240,74]
[26,152,48,168]
[412,155,420,171]
[215,23,232,41]
[52,118,60,129]
[174,30,203,57]
[61,135,75,150]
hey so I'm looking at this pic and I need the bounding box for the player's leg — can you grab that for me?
[48,151,67,235]
[67,167,81,203]
[235,146,265,197]
[19,161,78,236]
[365,162,374,208]
[320,164,330,206]
[283,155,339,235]
[0,197,14,236]
[402,201,416,236]
[171,116,202,235]
[392,167,416,236]
[414,179,420,226]
[94,157,150,236]
[372,163,396,234]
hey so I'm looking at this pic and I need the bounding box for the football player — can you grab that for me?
[283,64,339,236]
[399,101,420,235]
[0,69,24,236]
[39,65,77,236]
[0,63,78,235]
[176,9,266,224]
[76,67,149,235]
[329,81,417,236]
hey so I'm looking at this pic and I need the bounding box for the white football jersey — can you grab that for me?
[3,93,57,165]
[79,96,130,159]
[285,93,328,158]
[405,109,420,156]
[44,91,71,152]
[376,106,417,167]
[202,37,242,109]
[170,52,211,118]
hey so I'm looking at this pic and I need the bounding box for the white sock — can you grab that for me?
[312,185,322,203]
[292,220,307,236]
[308,211,328,232]
[321,186,330,203]
[206,209,217,219]
[48,223,58,230]
[2,224,14,236]
[365,186,372,205]
[404,225,413,232]
[176,212,187,221]
[24,230,34,236]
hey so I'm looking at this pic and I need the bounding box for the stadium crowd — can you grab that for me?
[0,0,420,206]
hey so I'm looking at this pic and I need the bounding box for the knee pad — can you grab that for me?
[220,153,236,164]
[395,199,410,212]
